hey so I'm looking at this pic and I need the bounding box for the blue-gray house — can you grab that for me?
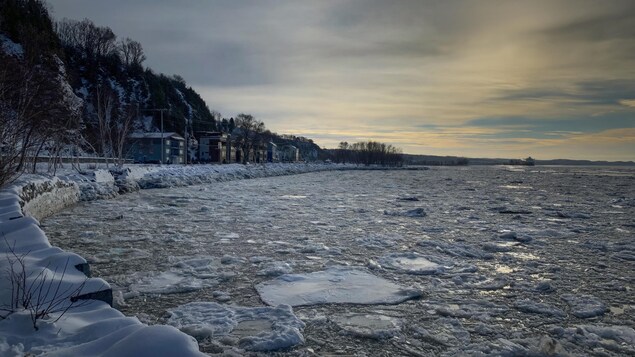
[127,132,185,164]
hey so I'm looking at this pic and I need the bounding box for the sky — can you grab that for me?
[47,0,635,160]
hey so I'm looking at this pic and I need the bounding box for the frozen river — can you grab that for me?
[43,166,635,356]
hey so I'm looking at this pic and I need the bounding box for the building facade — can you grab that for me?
[198,132,232,164]
[127,132,185,164]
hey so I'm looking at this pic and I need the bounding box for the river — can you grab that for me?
[42,166,635,356]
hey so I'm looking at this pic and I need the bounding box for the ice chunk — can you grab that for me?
[167,302,305,351]
[256,267,422,306]
[555,325,635,355]
[332,313,401,339]
[379,252,443,275]
[432,300,508,321]
[554,211,591,219]
[383,208,426,217]
[562,294,608,318]
[396,196,419,201]
[498,231,517,240]
[356,233,403,250]
[414,317,470,346]
[128,271,213,295]
[258,262,293,277]
[482,241,517,252]
[514,299,565,317]
[418,239,492,260]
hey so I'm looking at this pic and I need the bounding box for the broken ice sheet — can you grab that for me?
[332,313,402,339]
[256,266,422,306]
[379,252,444,275]
[126,271,216,295]
[561,294,608,318]
[167,302,304,352]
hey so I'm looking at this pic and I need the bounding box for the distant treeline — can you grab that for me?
[330,141,403,166]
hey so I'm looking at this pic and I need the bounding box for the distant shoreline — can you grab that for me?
[402,154,634,166]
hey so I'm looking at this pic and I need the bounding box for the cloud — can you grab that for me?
[46,0,635,160]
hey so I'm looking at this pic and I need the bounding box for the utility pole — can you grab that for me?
[139,108,168,164]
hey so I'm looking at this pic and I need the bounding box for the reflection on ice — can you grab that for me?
[256,267,422,306]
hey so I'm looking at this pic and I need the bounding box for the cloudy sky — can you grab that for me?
[48,0,635,160]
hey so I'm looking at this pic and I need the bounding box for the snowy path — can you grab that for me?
[43,166,635,355]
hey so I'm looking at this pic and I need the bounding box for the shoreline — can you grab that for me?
[0,163,357,356]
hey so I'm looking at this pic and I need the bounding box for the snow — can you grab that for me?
[256,266,423,306]
[0,224,204,357]
[167,302,305,351]
[0,34,24,57]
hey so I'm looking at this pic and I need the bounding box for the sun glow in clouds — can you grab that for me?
[47,0,635,160]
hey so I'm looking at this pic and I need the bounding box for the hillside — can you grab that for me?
[0,0,218,182]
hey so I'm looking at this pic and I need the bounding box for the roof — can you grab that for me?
[128,132,184,140]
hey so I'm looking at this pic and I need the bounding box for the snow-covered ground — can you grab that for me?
[41,165,635,356]
[0,163,351,356]
[0,179,204,356]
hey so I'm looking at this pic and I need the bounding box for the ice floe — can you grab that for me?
[383,207,427,217]
[167,302,305,351]
[256,267,422,306]
[127,271,215,295]
[562,294,608,318]
[514,299,565,317]
[332,313,402,339]
[379,252,444,275]
[414,317,470,347]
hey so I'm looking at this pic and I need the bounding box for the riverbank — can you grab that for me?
[0,162,353,356]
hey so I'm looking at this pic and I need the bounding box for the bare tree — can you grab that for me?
[112,104,136,167]
[0,52,81,186]
[118,37,145,68]
[233,113,265,164]
[56,18,117,59]
[95,84,115,167]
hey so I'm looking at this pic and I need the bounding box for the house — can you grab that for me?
[198,132,232,164]
[233,143,267,164]
[279,145,300,162]
[267,142,278,162]
[127,132,185,164]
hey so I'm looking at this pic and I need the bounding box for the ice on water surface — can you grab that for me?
[256,266,422,306]
[167,302,305,351]
[41,166,635,356]
[332,313,402,339]
[379,252,444,275]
